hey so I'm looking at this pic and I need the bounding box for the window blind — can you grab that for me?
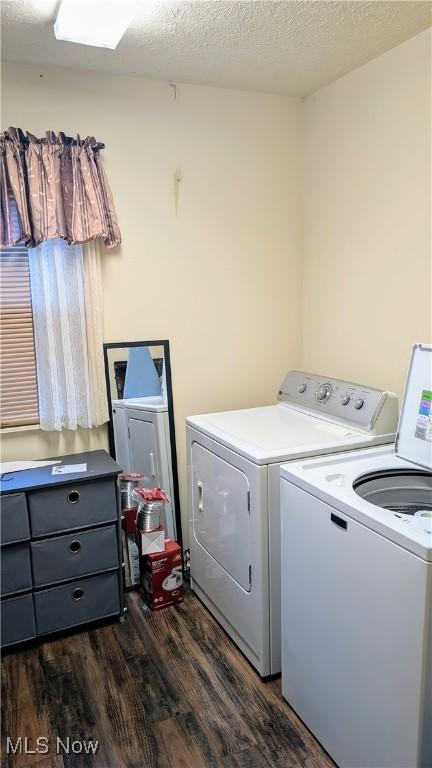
[0,247,39,427]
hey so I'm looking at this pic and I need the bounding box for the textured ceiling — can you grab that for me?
[1,0,431,96]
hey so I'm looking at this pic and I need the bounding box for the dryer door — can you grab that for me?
[128,417,160,487]
[192,442,251,592]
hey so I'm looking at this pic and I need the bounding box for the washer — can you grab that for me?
[113,396,176,540]
[280,344,432,768]
[187,370,398,676]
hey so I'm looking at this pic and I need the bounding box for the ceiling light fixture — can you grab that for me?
[54,0,138,50]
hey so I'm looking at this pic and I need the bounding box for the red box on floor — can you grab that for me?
[140,539,184,611]
[122,507,138,533]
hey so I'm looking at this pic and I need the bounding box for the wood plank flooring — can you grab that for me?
[1,590,334,768]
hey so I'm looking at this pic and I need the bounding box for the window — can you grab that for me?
[0,247,39,427]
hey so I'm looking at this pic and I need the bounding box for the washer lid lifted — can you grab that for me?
[396,344,432,471]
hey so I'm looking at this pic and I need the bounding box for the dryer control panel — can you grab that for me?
[278,371,398,435]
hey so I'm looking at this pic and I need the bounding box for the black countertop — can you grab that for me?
[0,450,122,494]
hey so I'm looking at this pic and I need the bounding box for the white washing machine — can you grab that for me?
[113,396,177,540]
[187,370,398,676]
[280,344,432,768]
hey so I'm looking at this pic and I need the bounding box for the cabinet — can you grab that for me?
[0,450,123,649]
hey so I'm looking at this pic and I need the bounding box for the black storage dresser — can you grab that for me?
[0,450,123,649]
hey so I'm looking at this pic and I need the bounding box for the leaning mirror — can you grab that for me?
[103,340,181,590]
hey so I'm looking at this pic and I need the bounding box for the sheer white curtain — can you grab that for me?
[28,238,108,431]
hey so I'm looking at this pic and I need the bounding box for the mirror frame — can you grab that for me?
[103,339,182,546]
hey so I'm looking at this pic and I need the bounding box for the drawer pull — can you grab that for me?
[69,540,81,554]
[72,587,85,601]
[67,490,80,504]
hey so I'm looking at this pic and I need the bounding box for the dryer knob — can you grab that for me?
[317,384,332,402]
[340,395,350,406]
[353,398,364,410]
[297,383,307,393]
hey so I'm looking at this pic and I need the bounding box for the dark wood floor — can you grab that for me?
[1,590,334,768]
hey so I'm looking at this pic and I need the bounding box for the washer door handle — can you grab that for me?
[197,481,204,513]
[331,512,347,530]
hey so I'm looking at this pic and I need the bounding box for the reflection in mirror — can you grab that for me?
[103,341,181,591]
[107,345,166,401]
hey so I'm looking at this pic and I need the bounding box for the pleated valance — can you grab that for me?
[0,127,121,249]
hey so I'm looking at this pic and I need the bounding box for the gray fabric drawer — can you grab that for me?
[31,524,119,587]
[1,593,36,647]
[1,543,32,596]
[34,571,120,635]
[28,477,118,537]
[1,493,29,545]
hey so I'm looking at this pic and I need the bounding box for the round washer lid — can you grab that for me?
[353,467,432,515]
[396,343,432,471]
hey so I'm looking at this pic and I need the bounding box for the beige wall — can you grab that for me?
[0,63,303,540]
[301,29,432,399]
[2,28,431,541]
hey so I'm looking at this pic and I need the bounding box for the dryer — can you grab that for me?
[113,396,176,540]
[187,370,398,676]
[280,344,432,767]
